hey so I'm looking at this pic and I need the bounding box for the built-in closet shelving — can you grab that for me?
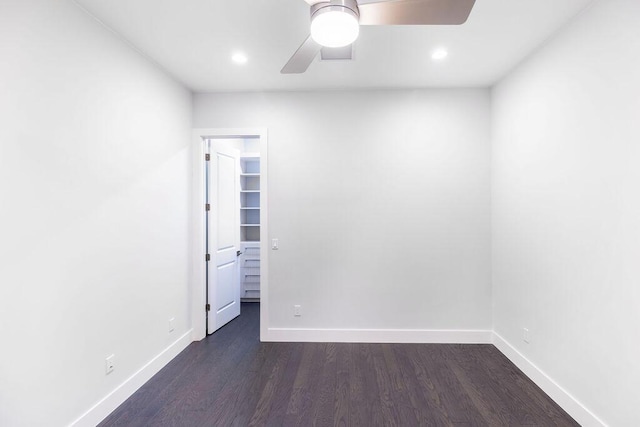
[240,153,260,301]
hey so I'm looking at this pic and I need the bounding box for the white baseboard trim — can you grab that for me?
[266,327,493,343]
[492,332,607,427]
[70,329,193,427]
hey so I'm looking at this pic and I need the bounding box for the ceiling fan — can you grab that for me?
[281,0,476,74]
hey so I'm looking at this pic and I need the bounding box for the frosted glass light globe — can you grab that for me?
[310,8,359,48]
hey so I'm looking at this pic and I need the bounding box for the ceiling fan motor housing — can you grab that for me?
[310,0,360,22]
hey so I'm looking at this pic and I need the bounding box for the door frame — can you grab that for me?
[191,128,269,342]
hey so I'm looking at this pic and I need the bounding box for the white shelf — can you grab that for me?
[240,190,259,193]
[241,224,260,227]
[241,207,260,210]
[241,173,260,177]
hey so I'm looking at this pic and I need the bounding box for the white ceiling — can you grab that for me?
[73,0,593,92]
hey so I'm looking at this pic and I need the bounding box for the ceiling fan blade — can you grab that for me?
[359,0,476,26]
[281,35,322,74]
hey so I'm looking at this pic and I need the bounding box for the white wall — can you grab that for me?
[492,0,640,425]
[0,1,192,426]
[195,90,492,336]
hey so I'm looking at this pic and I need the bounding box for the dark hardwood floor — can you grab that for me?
[100,303,578,426]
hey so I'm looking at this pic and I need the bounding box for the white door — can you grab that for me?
[207,141,241,334]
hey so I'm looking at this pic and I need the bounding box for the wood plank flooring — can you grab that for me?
[100,303,578,426]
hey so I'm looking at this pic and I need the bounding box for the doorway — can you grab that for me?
[192,129,268,341]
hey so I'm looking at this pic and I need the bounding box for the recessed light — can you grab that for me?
[431,48,448,61]
[231,52,248,65]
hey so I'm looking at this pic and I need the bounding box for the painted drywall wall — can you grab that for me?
[492,0,640,425]
[0,1,192,425]
[195,89,491,334]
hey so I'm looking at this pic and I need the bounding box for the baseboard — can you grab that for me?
[266,327,493,343]
[70,329,193,427]
[492,332,607,427]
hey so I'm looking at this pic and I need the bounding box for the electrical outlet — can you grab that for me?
[169,317,175,333]
[523,327,530,344]
[105,354,115,375]
[294,305,301,317]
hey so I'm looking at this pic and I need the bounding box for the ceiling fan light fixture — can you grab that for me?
[310,1,360,48]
